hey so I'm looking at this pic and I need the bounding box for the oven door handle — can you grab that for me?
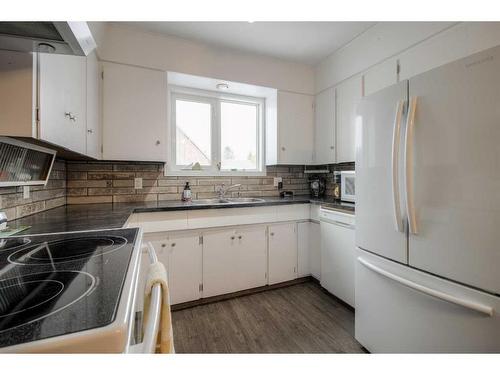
[141,242,162,354]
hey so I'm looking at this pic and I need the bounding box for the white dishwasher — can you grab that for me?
[320,207,356,307]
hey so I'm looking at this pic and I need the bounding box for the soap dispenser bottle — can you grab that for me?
[182,182,192,202]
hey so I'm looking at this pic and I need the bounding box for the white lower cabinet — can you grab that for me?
[297,222,311,277]
[309,222,321,280]
[268,223,298,284]
[151,233,202,305]
[202,229,238,297]
[237,226,268,291]
[297,221,321,279]
[202,226,267,298]
[134,206,323,304]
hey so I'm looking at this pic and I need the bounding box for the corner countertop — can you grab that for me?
[6,195,354,235]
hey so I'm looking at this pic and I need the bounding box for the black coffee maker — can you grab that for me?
[309,176,326,197]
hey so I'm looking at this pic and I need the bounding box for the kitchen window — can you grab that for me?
[168,87,265,176]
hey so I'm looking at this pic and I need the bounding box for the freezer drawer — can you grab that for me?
[355,248,500,353]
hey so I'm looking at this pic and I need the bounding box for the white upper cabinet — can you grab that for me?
[363,59,398,97]
[314,87,336,164]
[85,51,101,159]
[0,51,103,158]
[335,76,362,163]
[269,91,314,165]
[38,53,87,155]
[102,62,167,162]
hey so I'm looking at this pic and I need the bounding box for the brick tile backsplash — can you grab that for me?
[65,162,311,204]
[1,158,355,221]
[0,160,67,221]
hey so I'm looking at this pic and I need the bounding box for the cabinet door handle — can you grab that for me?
[238,235,242,239]
[171,243,176,247]
[87,129,93,134]
[330,146,334,150]
[281,146,286,151]
[65,112,77,121]
[270,232,274,236]
[161,243,166,248]
[156,140,161,145]
[230,236,235,240]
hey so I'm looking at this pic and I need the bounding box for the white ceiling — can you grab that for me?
[118,22,376,65]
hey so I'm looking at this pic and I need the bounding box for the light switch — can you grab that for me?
[134,178,143,189]
[273,177,282,187]
[23,185,30,199]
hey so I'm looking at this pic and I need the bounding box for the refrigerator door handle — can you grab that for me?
[357,257,494,316]
[404,97,418,234]
[391,100,405,233]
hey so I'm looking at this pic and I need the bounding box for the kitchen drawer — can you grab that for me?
[187,206,276,229]
[131,211,189,233]
[275,204,310,222]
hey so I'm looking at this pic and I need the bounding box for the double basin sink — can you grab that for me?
[191,197,265,205]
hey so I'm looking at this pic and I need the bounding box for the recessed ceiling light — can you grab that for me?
[216,83,229,90]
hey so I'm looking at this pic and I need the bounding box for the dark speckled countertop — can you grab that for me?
[7,195,354,235]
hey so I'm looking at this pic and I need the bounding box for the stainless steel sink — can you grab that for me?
[225,197,265,203]
[191,197,265,205]
[191,198,229,205]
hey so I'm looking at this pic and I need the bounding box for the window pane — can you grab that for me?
[175,99,211,166]
[220,101,258,170]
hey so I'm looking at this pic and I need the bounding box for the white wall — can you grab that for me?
[96,24,315,95]
[315,22,500,93]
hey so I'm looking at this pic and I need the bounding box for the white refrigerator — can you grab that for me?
[355,44,500,353]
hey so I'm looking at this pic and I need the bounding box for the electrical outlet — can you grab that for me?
[23,185,30,199]
[273,177,282,187]
[134,178,143,189]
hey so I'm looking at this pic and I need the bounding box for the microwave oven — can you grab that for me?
[340,171,355,203]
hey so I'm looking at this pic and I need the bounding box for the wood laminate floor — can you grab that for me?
[171,281,365,353]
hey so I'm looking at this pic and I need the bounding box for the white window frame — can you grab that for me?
[167,85,266,176]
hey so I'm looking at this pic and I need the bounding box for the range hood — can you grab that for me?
[0,22,96,56]
[0,137,57,187]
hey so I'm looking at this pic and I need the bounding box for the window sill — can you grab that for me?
[165,169,267,177]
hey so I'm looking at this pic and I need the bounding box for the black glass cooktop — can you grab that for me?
[0,228,139,349]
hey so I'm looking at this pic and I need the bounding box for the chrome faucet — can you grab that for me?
[218,184,242,199]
